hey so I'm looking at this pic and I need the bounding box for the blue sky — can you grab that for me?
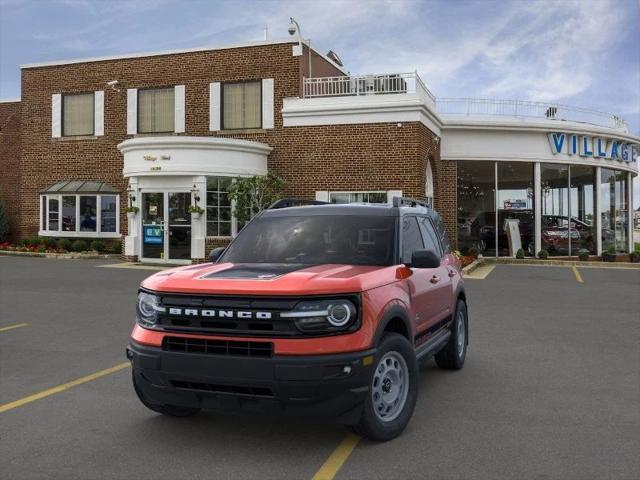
[1,0,638,204]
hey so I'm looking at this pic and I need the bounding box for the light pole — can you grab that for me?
[288,17,312,81]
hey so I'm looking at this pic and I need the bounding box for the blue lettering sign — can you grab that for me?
[580,136,593,157]
[610,141,619,160]
[550,133,565,154]
[569,135,578,155]
[595,138,607,157]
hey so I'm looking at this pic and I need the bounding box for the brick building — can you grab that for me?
[0,38,638,263]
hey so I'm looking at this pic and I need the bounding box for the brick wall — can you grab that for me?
[17,42,303,241]
[0,101,21,242]
[419,123,457,247]
[13,41,448,255]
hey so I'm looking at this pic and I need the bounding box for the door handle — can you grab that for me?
[430,275,440,284]
[448,269,457,278]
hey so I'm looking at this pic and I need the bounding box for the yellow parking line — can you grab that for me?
[311,433,360,480]
[0,323,28,333]
[0,362,130,414]
[572,266,584,283]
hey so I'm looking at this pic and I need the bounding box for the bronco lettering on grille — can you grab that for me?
[167,308,273,320]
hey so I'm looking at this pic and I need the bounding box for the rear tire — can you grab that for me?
[132,371,201,417]
[350,333,418,442]
[435,299,468,370]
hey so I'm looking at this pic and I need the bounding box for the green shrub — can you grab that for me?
[57,238,73,251]
[577,249,590,261]
[90,240,106,252]
[468,246,479,258]
[537,249,549,259]
[20,237,37,247]
[515,248,525,259]
[109,239,122,254]
[42,237,58,249]
[629,251,640,263]
[606,245,616,255]
[71,239,87,252]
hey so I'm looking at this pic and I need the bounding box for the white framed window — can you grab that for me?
[138,87,175,133]
[425,160,434,207]
[39,193,120,238]
[62,92,95,136]
[222,81,262,130]
[329,191,389,204]
[206,177,233,237]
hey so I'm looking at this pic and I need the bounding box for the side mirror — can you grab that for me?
[409,249,440,269]
[208,247,225,263]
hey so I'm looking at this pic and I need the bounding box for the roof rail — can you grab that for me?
[268,198,329,209]
[391,196,431,209]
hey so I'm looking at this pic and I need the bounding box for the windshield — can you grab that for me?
[220,215,397,266]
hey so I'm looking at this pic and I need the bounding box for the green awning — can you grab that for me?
[41,180,119,194]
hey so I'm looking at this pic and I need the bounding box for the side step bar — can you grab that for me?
[415,329,451,361]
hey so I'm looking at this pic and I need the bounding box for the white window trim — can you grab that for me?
[39,193,120,238]
[328,190,394,205]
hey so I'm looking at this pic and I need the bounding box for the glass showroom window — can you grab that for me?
[206,177,233,236]
[138,87,175,133]
[570,165,597,254]
[541,164,569,256]
[329,192,388,204]
[457,161,496,256]
[601,169,628,253]
[497,162,535,256]
[222,81,261,130]
[62,92,94,136]
[40,194,119,236]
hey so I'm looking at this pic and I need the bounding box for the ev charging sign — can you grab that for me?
[548,132,638,164]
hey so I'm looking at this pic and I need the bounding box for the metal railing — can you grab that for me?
[303,72,436,102]
[436,97,628,131]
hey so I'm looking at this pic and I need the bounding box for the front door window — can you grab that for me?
[142,193,165,260]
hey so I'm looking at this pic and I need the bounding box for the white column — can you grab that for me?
[191,175,207,260]
[534,162,541,256]
[124,177,140,258]
[595,167,602,256]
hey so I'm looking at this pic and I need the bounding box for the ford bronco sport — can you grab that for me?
[127,197,468,441]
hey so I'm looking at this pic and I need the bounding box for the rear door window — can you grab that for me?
[433,216,450,253]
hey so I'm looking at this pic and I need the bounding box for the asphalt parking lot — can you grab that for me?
[1,257,639,480]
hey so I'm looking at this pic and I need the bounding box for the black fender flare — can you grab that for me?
[371,303,414,347]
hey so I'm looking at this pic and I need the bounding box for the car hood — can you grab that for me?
[140,262,399,295]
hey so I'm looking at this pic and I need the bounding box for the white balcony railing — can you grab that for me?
[301,73,628,132]
[303,72,436,102]
[436,97,628,131]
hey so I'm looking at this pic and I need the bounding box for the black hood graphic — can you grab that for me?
[203,264,308,280]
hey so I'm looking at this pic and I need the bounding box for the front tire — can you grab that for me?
[435,299,468,370]
[132,371,201,417]
[350,333,418,442]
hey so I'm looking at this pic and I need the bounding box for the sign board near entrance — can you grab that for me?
[144,226,163,245]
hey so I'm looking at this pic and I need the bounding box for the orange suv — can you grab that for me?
[127,198,468,441]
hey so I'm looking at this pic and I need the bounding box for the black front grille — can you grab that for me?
[163,336,273,357]
[170,380,274,397]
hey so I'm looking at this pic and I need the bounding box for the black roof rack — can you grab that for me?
[391,197,431,209]
[269,198,329,209]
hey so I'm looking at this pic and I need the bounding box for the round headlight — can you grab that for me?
[327,303,352,327]
[136,292,163,326]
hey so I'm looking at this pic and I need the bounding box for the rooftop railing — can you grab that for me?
[436,98,628,131]
[303,72,436,103]
[301,73,628,132]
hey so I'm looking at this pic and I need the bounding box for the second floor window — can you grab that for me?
[138,87,174,133]
[63,93,94,136]
[223,81,261,130]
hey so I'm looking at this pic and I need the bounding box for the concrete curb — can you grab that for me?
[479,257,640,269]
[0,250,119,260]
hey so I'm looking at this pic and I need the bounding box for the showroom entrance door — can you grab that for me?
[141,192,192,263]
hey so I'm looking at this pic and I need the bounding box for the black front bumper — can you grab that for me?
[127,341,375,424]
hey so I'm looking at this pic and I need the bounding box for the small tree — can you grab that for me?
[0,196,9,242]
[227,173,286,224]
